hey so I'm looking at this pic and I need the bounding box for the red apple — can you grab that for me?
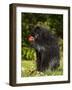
[28,35,34,42]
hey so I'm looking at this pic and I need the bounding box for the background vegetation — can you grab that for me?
[21,13,63,77]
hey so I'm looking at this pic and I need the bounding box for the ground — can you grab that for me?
[21,52,63,77]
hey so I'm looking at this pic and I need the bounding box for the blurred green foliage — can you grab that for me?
[22,47,36,60]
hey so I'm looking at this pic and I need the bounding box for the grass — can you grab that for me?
[21,57,63,77]
[21,60,36,77]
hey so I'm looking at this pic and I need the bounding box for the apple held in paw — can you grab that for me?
[28,35,34,42]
